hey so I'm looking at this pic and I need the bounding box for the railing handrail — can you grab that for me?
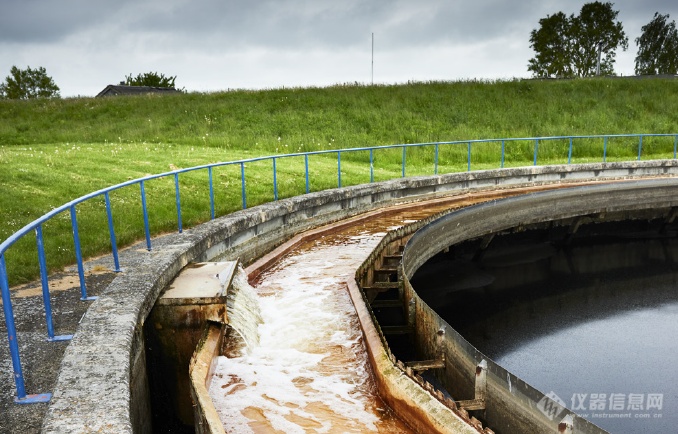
[2,133,677,403]
[4,133,678,256]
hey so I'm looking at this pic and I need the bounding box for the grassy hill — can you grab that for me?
[2,78,677,150]
[1,78,677,283]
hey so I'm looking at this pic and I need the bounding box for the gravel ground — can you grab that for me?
[0,259,118,433]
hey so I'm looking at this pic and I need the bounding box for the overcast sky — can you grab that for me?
[1,0,677,97]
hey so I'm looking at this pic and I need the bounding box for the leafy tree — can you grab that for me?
[635,12,678,75]
[528,12,573,78]
[570,2,628,77]
[124,72,177,88]
[528,2,628,78]
[0,65,60,99]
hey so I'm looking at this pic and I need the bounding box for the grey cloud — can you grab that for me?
[3,0,678,98]
[114,0,546,53]
[0,0,136,43]
[616,0,678,19]
[3,0,678,49]
[121,0,390,50]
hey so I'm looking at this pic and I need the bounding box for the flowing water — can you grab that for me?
[208,202,462,433]
[225,266,263,349]
[211,189,678,433]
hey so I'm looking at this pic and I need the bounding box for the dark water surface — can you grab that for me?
[415,229,678,433]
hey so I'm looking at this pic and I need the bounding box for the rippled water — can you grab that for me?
[494,297,678,434]
[431,237,678,434]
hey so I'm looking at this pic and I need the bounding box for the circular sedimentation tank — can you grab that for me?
[38,162,678,433]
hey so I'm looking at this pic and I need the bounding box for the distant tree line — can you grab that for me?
[529,1,678,78]
[0,69,180,100]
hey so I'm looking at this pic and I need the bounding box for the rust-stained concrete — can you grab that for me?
[145,262,236,429]
[189,323,227,434]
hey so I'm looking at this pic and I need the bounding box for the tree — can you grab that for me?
[0,66,60,99]
[570,2,628,77]
[528,2,628,78]
[635,12,678,75]
[125,72,177,88]
[528,12,573,78]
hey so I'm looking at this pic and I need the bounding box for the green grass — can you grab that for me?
[1,78,677,285]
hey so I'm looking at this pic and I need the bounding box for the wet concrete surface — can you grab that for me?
[0,203,458,434]
[0,187,513,434]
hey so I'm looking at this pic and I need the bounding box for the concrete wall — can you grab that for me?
[401,178,678,433]
[189,323,227,434]
[40,161,678,433]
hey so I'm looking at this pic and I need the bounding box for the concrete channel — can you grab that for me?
[18,160,677,432]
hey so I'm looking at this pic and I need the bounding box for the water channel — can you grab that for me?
[208,202,461,433]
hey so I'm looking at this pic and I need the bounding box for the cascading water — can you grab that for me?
[209,234,410,433]
[224,265,263,350]
[209,204,463,433]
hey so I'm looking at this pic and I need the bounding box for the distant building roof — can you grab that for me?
[96,83,181,97]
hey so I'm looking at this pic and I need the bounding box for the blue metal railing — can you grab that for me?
[1,133,677,403]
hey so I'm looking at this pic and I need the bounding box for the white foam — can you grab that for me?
[209,237,406,433]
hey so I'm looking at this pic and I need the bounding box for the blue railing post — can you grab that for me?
[174,173,183,233]
[402,146,406,178]
[467,142,471,172]
[240,162,247,209]
[337,151,342,188]
[533,139,539,166]
[304,154,310,194]
[0,255,51,403]
[568,137,573,164]
[638,135,643,161]
[139,181,152,251]
[603,136,608,162]
[434,143,439,175]
[36,226,54,339]
[70,206,95,301]
[35,226,72,342]
[501,140,505,168]
[674,135,678,159]
[272,158,278,201]
[370,149,375,183]
[104,193,121,272]
[208,167,215,220]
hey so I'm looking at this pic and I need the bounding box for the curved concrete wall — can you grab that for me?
[401,178,678,433]
[40,161,678,433]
